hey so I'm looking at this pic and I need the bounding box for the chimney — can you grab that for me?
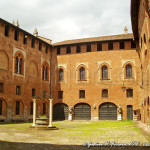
[12,20,15,25]
[124,26,128,34]
[15,20,19,27]
[33,28,38,37]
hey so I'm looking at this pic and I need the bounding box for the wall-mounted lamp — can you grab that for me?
[93,104,96,109]
[121,83,126,92]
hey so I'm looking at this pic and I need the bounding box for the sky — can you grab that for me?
[0,0,132,43]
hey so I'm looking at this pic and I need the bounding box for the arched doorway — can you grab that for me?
[53,103,68,120]
[99,102,117,120]
[74,103,91,120]
[0,99,7,120]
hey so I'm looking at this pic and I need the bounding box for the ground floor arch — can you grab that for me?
[74,103,91,120]
[0,99,7,120]
[53,103,68,120]
[99,102,117,120]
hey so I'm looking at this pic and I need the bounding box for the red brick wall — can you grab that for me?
[0,21,51,121]
[135,0,150,125]
[52,41,141,120]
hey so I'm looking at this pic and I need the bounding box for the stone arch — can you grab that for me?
[0,50,9,70]
[29,61,38,77]
[74,103,91,120]
[53,103,68,120]
[99,102,117,120]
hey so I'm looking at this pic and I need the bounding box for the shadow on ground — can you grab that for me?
[0,141,150,150]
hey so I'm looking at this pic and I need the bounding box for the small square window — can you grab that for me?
[87,44,91,52]
[102,89,108,98]
[127,89,133,97]
[31,39,35,48]
[66,47,71,54]
[23,35,27,44]
[120,42,124,49]
[39,42,42,51]
[108,42,113,50]
[76,45,81,53]
[97,43,102,51]
[45,45,48,54]
[58,91,63,99]
[32,88,36,97]
[79,90,85,98]
[57,47,60,55]
[5,25,9,37]
[14,30,19,41]
[16,86,21,95]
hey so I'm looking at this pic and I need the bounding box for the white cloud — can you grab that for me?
[0,0,132,43]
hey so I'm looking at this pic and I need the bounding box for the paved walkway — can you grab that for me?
[134,121,150,142]
[0,141,150,150]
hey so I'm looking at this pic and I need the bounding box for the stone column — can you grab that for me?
[32,99,36,126]
[48,98,53,127]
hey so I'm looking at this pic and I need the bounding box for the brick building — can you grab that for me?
[131,0,150,126]
[0,18,52,121]
[0,0,148,122]
[52,34,141,121]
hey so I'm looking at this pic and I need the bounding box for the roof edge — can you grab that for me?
[53,33,134,46]
[131,0,139,40]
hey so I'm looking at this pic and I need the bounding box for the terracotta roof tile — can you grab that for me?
[53,33,134,46]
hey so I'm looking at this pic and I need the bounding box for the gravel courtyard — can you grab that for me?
[0,120,148,146]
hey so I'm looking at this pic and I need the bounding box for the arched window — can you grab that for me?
[15,56,22,74]
[102,66,108,79]
[102,89,108,98]
[126,65,132,78]
[80,67,85,80]
[59,69,64,81]
[43,65,48,81]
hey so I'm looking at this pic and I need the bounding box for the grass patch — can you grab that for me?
[0,120,147,145]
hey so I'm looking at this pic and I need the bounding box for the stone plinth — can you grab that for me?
[117,114,122,121]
